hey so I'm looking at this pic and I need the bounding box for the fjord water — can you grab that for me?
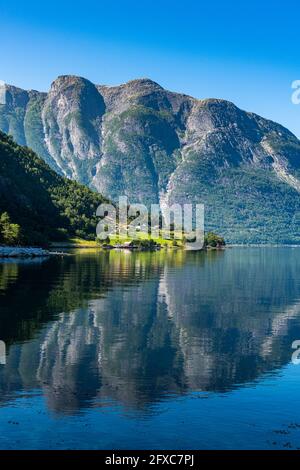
[0,248,300,450]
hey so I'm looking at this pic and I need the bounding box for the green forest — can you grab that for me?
[0,131,107,245]
[0,130,225,248]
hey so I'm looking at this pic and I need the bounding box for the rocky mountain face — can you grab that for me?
[0,131,106,244]
[1,75,300,243]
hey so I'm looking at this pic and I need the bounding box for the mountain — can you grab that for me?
[0,131,106,245]
[1,76,300,243]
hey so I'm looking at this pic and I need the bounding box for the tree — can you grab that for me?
[0,212,21,245]
[204,232,225,248]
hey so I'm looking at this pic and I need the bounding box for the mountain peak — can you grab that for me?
[1,76,300,243]
[49,75,94,93]
[124,77,163,88]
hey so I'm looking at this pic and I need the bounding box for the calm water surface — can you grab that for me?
[0,247,300,449]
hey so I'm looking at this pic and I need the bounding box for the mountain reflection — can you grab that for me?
[1,248,300,414]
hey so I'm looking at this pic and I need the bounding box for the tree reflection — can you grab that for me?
[1,248,300,414]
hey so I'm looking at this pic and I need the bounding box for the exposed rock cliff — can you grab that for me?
[1,76,300,242]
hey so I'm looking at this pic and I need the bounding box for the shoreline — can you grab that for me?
[0,246,68,258]
[2,244,297,259]
[227,244,300,248]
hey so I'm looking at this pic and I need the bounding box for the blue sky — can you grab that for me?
[1,0,300,136]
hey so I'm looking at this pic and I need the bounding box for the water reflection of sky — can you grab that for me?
[1,248,300,449]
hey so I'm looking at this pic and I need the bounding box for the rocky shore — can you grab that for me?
[0,246,53,258]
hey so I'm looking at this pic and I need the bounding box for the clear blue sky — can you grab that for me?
[1,0,300,136]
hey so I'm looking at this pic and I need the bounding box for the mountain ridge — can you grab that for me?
[1,75,300,243]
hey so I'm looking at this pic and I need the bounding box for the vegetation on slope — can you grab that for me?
[0,131,107,246]
[170,163,300,244]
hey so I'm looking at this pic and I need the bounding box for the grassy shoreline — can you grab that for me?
[50,232,226,251]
